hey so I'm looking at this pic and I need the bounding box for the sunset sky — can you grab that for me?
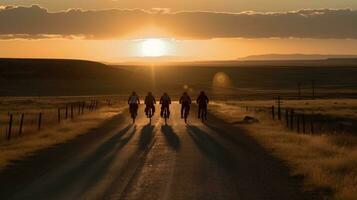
[1,0,357,62]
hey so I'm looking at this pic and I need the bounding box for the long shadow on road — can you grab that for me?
[200,112,323,200]
[161,125,181,151]
[186,125,235,170]
[74,124,137,198]
[13,124,136,200]
[0,113,129,199]
[139,124,155,150]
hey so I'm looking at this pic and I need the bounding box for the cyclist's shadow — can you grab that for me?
[139,124,155,150]
[161,125,181,150]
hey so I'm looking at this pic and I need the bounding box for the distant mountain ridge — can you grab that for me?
[239,54,357,61]
[0,58,135,96]
[0,58,115,79]
[1,58,357,97]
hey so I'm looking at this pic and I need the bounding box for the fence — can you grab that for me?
[1,98,120,142]
[244,100,355,135]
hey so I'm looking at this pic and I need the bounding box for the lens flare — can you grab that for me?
[212,72,231,88]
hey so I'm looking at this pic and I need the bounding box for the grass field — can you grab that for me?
[220,99,357,135]
[0,96,126,141]
[210,100,357,200]
[223,99,357,119]
[0,96,126,170]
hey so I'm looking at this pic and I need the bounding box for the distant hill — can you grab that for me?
[1,58,357,97]
[238,54,357,61]
[0,59,138,96]
[0,58,124,80]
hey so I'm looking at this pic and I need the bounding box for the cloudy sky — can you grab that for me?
[1,1,357,62]
[2,0,357,12]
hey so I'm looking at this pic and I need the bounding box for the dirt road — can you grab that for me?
[0,104,319,200]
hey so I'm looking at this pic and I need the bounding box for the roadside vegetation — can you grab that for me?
[0,97,125,170]
[210,100,357,200]
[224,99,357,119]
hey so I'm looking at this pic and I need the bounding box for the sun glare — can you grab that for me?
[140,39,167,57]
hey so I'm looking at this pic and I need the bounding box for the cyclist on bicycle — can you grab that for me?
[145,92,156,117]
[179,92,192,119]
[160,92,171,118]
[196,91,209,120]
[128,91,140,116]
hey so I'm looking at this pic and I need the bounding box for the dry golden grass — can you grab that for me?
[0,96,126,141]
[223,98,357,119]
[210,102,357,200]
[0,106,124,170]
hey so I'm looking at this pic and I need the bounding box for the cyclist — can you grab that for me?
[179,92,192,119]
[160,92,171,118]
[196,91,209,120]
[128,91,140,117]
[145,92,156,117]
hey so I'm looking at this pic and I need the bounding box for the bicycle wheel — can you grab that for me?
[164,107,168,125]
[201,111,204,122]
[148,109,152,124]
[131,112,136,123]
[184,107,189,124]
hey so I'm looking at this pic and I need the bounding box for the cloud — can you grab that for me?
[1,5,357,39]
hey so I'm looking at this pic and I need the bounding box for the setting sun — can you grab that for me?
[140,39,168,57]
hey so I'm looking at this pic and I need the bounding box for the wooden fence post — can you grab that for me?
[81,102,85,114]
[285,108,289,127]
[58,108,61,123]
[272,105,275,120]
[89,101,92,111]
[276,96,282,121]
[7,114,13,140]
[19,113,24,135]
[297,115,300,133]
[78,102,81,115]
[290,109,294,130]
[70,105,74,119]
[302,114,306,134]
[38,112,42,131]
[312,80,316,99]
[278,105,281,121]
[65,106,68,119]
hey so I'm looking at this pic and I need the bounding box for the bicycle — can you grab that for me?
[147,107,154,124]
[182,105,190,124]
[200,107,207,123]
[162,107,169,125]
[130,105,138,123]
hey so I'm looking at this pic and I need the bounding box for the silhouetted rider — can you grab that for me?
[196,91,209,120]
[179,92,192,118]
[145,92,156,117]
[128,91,140,115]
[160,92,171,118]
